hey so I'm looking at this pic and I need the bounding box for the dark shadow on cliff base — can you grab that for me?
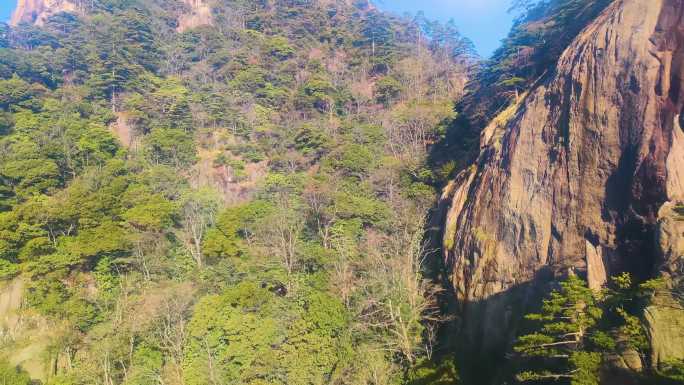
[421,186,560,384]
[449,269,562,385]
[427,264,672,385]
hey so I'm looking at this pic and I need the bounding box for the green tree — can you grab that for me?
[0,74,44,111]
[514,273,603,384]
[183,282,349,385]
[375,76,402,105]
[360,11,396,69]
[0,23,9,49]
[144,128,196,168]
[177,189,220,268]
[264,36,295,60]
[298,74,335,112]
[656,360,684,384]
[203,201,272,262]
[405,357,460,385]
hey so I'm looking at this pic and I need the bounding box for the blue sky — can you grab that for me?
[1,0,514,57]
[376,0,514,57]
[1,1,14,23]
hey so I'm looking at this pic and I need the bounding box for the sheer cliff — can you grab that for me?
[440,0,684,363]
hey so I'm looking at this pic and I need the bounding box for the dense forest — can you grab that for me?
[0,0,683,385]
[0,0,472,383]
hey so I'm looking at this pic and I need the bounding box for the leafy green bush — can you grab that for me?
[656,360,684,384]
[264,36,295,60]
[144,128,196,168]
[183,282,349,385]
[0,259,19,280]
[0,361,31,385]
[375,76,402,105]
[298,75,335,112]
[405,357,460,385]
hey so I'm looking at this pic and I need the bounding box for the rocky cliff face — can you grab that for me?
[11,0,213,31]
[10,0,79,26]
[441,0,684,357]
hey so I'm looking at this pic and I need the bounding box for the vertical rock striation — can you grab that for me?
[441,0,684,357]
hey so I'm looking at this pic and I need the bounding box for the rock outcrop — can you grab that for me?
[177,0,213,32]
[11,0,213,31]
[0,277,22,340]
[441,0,684,357]
[0,277,53,381]
[10,0,80,26]
[645,200,684,367]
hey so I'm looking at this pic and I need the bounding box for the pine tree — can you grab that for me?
[0,23,9,49]
[514,273,603,384]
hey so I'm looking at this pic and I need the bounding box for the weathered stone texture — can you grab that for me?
[441,0,684,354]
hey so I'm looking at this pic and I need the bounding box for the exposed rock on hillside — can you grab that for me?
[10,0,79,26]
[0,278,54,381]
[646,200,684,366]
[0,278,22,340]
[441,0,684,356]
[177,0,213,32]
[11,0,213,31]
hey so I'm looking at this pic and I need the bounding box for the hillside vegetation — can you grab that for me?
[0,0,473,384]
[2,1,683,385]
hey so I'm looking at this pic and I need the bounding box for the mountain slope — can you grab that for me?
[440,0,684,363]
[0,0,474,384]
